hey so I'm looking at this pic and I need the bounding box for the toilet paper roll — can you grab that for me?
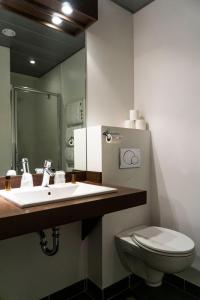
[135,119,146,130]
[130,110,139,121]
[124,120,135,129]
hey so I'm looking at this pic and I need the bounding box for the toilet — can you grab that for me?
[115,225,195,287]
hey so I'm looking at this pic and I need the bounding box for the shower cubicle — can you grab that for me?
[11,86,62,174]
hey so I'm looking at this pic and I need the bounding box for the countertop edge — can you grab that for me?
[0,186,147,240]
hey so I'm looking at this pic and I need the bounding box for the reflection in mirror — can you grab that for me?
[0,7,86,176]
[11,87,62,174]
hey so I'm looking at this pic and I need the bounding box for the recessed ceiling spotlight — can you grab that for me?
[2,28,16,37]
[52,13,63,25]
[29,59,36,65]
[62,2,73,15]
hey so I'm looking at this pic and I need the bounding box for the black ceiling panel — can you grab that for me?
[111,0,155,14]
[0,8,85,77]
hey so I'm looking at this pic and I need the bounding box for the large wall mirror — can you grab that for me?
[0,5,88,176]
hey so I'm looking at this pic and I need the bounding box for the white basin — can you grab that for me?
[0,182,117,208]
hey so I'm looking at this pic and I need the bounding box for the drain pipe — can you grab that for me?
[39,227,60,256]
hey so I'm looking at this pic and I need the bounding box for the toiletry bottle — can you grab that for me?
[21,158,33,188]
[71,173,76,184]
[54,171,65,184]
[5,176,11,191]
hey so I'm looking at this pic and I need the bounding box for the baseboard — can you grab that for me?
[40,279,86,300]
[40,275,132,300]
[40,273,200,300]
[86,276,130,300]
[164,274,200,299]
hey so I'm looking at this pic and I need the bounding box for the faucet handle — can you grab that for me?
[44,160,52,169]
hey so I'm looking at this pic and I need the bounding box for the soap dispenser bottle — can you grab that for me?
[21,158,33,188]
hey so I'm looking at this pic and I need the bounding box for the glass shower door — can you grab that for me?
[12,87,61,174]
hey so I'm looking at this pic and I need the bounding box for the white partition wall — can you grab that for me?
[87,125,150,288]
[87,126,103,172]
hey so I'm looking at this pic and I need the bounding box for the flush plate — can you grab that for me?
[120,148,141,169]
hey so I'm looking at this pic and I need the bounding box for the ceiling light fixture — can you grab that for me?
[2,28,16,37]
[61,2,73,15]
[29,59,36,65]
[52,13,63,25]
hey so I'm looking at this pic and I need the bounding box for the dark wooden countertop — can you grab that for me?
[0,183,146,240]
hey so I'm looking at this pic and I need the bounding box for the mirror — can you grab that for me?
[0,7,86,175]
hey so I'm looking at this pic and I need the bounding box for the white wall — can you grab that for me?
[86,0,134,127]
[38,65,61,93]
[61,48,86,104]
[0,46,11,175]
[0,224,88,300]
[134,0,200,283]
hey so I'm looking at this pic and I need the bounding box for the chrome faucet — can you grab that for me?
[22,158,30,173]
[42,160,55,187]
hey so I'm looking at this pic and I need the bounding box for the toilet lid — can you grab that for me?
[132,226,195,254]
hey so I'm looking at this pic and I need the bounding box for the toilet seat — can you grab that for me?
[131,226,195,256]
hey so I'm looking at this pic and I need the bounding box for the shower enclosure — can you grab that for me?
[11,86,62,174]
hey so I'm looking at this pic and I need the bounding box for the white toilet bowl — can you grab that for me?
[115,225,195,287]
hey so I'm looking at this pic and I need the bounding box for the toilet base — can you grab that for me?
[145,265,164,287]
[119,251,165,287]
[146,280,162,287]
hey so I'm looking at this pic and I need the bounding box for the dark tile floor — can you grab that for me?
[131,282,198,300]
[71,282,198,300]
[70,294,93,300]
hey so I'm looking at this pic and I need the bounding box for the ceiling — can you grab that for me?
[0,8,85,78]
[111,0,155,13]
[1,0,98,36]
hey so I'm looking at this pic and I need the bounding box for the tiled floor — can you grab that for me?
[70,294,93,300]
[109,289,137,300]
[131,282,197,300]
[71,282,198,300]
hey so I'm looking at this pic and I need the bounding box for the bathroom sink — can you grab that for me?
[0,182,117,208]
